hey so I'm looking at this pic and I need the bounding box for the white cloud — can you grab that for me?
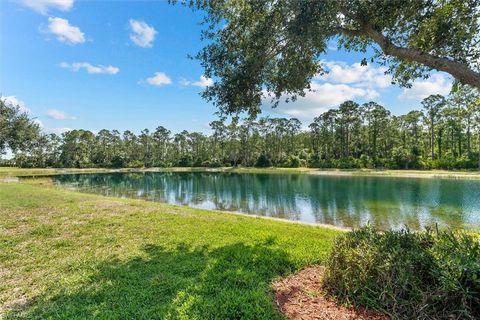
[17,0,74,15]
[60,62,119,74]
[1,95,31,114]
[192,75,213,88]
[47,109,76,120]
[179,75,213,88]
[365,88,380,99]
[129,19,157,48]
[261,60,392,122]
[143,72,172,87]
[317,60,392,88]
[398,74,452,101]
[47,17,85,45]
[264,82,379,122]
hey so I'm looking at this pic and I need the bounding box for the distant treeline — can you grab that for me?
[1,86,480,170]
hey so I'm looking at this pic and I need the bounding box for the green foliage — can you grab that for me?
[127,160,144,168]
[178,155,192,167]
[201,159,222,167]
[255,154,271,167]
[0,98,41,155]
[282,155,306,168]
[323,227,480,319]
[5,91,480,171]
[110,155,126,168]
[184,0,480,117]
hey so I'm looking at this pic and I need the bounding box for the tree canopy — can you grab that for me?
[5,91,480,170]
[0,98,40,156]
[185,0,480,117]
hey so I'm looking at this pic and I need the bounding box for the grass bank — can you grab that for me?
[0,167,125,177]
[0,182,341,319]
[2,166,480,179]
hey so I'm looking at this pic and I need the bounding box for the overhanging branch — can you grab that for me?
[336,24,480,89]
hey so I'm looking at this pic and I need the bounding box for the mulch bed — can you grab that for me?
[272,266,389,320]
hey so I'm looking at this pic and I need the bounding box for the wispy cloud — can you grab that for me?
[129,19,157,48]
[142,72,172,87]
[47,17,85,45]
[60,62,120,74]
[47,109,76,120]
[17,0,74,15]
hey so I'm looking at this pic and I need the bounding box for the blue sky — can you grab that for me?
[1,0,453,135]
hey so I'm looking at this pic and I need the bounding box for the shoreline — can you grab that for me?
[2,166,480,179]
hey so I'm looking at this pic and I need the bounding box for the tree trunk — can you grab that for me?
[431,119,435,159]
[459,131,462,157]
[467,120,471,159]
[438,129,443,159]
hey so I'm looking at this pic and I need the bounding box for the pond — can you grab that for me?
[51,172,480,231]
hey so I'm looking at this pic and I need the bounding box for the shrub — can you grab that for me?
[335,157,361,169]
[178,155,192,167]
[359,154,373,168]
[322,226,480,319]
[201,159,222,167]
[192,158,203,167]
[110,155,126,168]
[127,160,144,168]
[255,154,271,167]
[282,155,305,168]
[209,160,223,167]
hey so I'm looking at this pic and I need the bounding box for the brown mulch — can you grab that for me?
[272,266,389,320]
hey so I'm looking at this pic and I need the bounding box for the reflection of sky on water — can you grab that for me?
[52,172,480,231]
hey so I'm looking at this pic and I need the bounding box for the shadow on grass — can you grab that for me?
[7,241,294,319]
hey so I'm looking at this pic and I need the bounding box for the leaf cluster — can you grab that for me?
[323,226,480,319]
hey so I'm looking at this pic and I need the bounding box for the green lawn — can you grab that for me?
[0,181,341,319]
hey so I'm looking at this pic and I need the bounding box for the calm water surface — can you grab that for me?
[52,172,480,230]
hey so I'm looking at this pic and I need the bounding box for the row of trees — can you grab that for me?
[1,87,480,170]
[310,87,480,169]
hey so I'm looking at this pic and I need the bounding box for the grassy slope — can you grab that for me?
[0,182,340,319]
[0,167,124,177]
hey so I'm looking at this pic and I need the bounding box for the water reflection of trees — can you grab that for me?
[54,173,480,230]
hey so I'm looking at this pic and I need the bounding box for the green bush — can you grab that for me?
[255,154,271,167]
[177,156,189,167]
[200,159,222,167]
[282,155,306,168]
[359,154,372,168]
[335,157,362,169]
[201,159,222,167]
[127,160,144,168]
[322,227,480,319]
[110,155,126,168]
